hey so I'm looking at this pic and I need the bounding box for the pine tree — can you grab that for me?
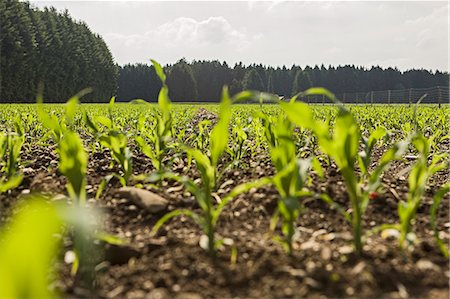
[242,69,264,91]
[291,70,312,96]
[167,60,198,102]
[267,71,275,93]
[0,1,118,103]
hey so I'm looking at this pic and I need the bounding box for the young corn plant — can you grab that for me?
[38,97,108,280]
[86,97,133,187]
[0,194,103,298]
[57,98,89,206]
[38,96,89,206]
[0,199,63,299]
[186,119,212,152]
[357,126,409,198]
[0,125,24,193]
[396,134,448,250]
[282,88,407,254]
[226,118,250,168]
[58,131,88,206]
[152,87,271,255]
[135,59,174,172]
[430,182,450,257]
[37,88,92,144]
[259,109,312,254]
[248,117,265,159]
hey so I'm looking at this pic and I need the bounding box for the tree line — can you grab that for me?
[0,0,117,103]
[118,59,449,102]
[1,1,448,103]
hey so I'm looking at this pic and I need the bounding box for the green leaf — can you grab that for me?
[0,199,63,299]
[96,175,113,199]
[297,158,311,183]
[0,175,23,193]
[96,116,113,129]
[108,96,116,120]
[232,90,279,104]
[333,109,360,167]
[84,113,99,133]
[367,127,387,150]
[412,134,429,157]
[311,156,324,178]
[130,99,150,105]
[151,209,199,237]
[58,132,87,205]
[430,183,450,257]
[210,87,232,167]
[158,86,171,117]
[368,140,408,192]
[303,87,340,104]
[96,233,124,245]
[151,59,166,84]
[65,96,79,125]
[186,148,215,191]
[280,101,315,130]
[109,96,116,109]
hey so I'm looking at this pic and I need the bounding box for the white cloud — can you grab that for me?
[150,17,248,47]
[30,1,448,71]
[105,16,260,64]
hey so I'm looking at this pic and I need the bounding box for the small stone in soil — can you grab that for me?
[52,194,68,202]
[351,261,366,275]
[107,285,125,298]
[21,189,30,195]
[416,259,440,272]
[174,292,203,299]
[116,187,168,213]
[338,245,353,255]
[64,250,76,264]
[146,288,170,299]
[321,247,332,260]
[346,287,355,296]
[126,290,146,299]
[381,228,400,240]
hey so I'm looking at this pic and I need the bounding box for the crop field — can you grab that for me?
[0,65,449,299]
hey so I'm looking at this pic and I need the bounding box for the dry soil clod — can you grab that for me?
[116,187,168,213]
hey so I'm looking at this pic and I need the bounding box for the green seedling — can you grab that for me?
[151,172,270,255]
[37,88,92,144]
[135,60,174,172]
[258,104,314,254]
[86,97,133,187]
[152,86,231,253]
[226,118,249,168]
[39,95,99,286]
[58,131,88,206]
[151,86,271,254]
[190,119,212,152]
[430,182,450,257]
[396,134,448,249]
[0,128,24,193]
[0,199,63,299]
[247,116,265,159]
[282,88,407,254]
[0,195,104,298]
[39,96,89,205]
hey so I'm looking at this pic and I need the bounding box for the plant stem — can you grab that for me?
[206,215,215,256]
[287,219,294,255]
[352,209,362,254]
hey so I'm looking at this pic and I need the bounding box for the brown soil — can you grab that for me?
[1,133,449,299]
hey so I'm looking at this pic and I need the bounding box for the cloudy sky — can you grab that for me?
[30,1,448,71]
